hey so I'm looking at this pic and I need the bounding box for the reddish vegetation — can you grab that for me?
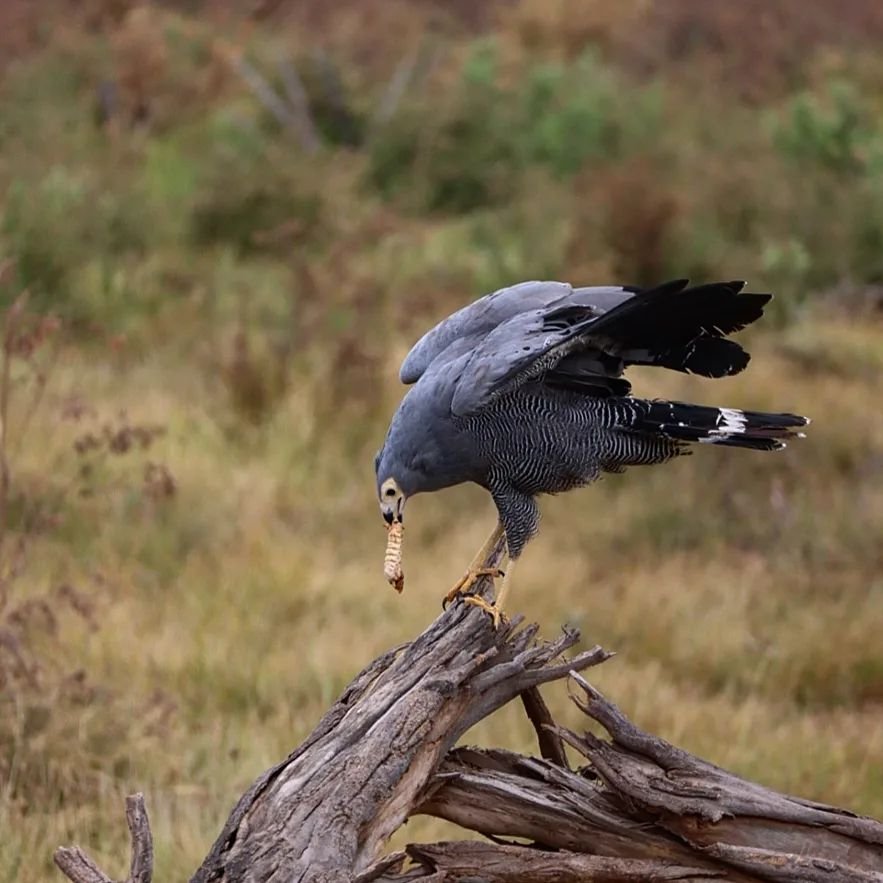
[5,0,883,97]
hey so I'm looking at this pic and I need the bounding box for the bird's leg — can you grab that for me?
[463,558,517,629]
[442,522,506,608]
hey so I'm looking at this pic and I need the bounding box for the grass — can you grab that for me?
[2,312,882,881]
[1,3,882,880]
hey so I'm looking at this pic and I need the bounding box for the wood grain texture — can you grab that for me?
[54,573,883,883]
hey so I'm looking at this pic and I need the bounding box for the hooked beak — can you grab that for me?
[381,496,405,525]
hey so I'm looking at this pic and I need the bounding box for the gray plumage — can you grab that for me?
[376,278,808,563]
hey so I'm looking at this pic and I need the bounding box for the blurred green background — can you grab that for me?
[1,1,882,879]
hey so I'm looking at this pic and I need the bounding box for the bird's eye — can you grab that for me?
[384,487,396,498]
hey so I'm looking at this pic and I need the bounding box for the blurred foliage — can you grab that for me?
[3,170,148,321]
[771,79,883,174]
[367,43,660,212]
[0,2,882,880]
[3,2,883,331]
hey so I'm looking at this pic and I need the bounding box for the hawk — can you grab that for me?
[375,279,809,625]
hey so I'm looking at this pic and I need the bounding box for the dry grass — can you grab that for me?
[1,310,881,881]
[1,3,883,880]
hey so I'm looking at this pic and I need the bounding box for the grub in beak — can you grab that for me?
[384,521,404,593]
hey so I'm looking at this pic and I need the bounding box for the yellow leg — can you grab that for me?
[463,559,517,629]
[443,523,507,608]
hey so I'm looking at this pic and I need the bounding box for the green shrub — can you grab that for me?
[366,42,659,214]
[771,79,879,173]
[188,112,324,255]
[190,183,320,256]
[367,41,516,213]
[519,53,661,177]
[2,167,147,319]
[849,175,883,284]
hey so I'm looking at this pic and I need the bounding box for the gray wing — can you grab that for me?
[449,305,601,416]
[447,278,769,416]
[400,280,633,384]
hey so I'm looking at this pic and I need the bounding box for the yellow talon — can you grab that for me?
[441,522,512,628]
[463,594,507,629]
[442,567,504,609]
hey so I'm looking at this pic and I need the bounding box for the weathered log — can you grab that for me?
[54,573,883,883]
[375,842,726,882]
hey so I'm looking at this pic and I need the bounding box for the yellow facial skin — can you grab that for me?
[379,478,405,592]
[379,477,405,525]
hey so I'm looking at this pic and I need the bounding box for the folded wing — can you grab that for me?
[447,279,773,417]
[399,280,631,384]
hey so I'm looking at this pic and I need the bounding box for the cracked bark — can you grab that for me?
[54,577,883,883]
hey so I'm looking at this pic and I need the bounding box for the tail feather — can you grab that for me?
[631,400,809,451]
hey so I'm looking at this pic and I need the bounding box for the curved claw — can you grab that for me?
[442,567,505,610]
[463,595,508,629]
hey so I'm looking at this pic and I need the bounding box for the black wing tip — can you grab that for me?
[605,278,773,331]
[657,278,773,303]
[743,291,773,304]
[656,339,751,378]
[622,278,690,295]
[688,280,772,302]
[629,277,768,292]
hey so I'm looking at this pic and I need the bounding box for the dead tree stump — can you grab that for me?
[55,580,883,883]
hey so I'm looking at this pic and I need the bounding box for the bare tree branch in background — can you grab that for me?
[277,55,320,153]
[224,46,319,154]
[369,36,442,139]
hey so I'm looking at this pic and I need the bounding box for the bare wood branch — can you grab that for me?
[417,747,749,880]
[189,591,609,883]
[54,571,883,883]
[398,841,726,882]
[54,793,152,883]
[125,794,153,883]
[53,848,114,883]
[699,843,883,883]
[519,684,568,767]
[563,674,883,868]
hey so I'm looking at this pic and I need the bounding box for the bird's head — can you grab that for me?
[374,444,413,527]
[375,449,413,593]
[374,384,457,527]
[378,475,407,526]
[375,434,440,527]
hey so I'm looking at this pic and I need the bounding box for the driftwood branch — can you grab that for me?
[55,793,152,883]
[54,572,883,882]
